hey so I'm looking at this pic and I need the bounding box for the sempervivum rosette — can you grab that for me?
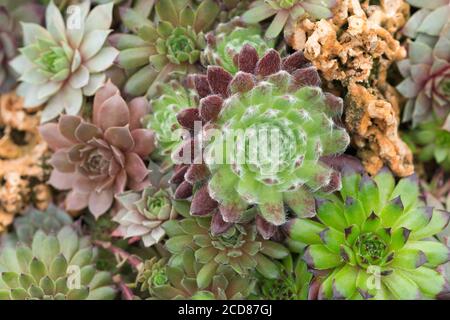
[398,23,450,125]
[136,251,256,299]
[0,0,44,93]
[201,18,274,74]
[172,45,349,238]
[242,0,336,39]
[163,215,289,289]
[9,1,118,122]
[286,165,450,299]
[111,0,220,97]
[0,226,116,300]
[39,81,155,218]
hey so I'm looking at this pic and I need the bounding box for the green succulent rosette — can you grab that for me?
[163,216,289,289]
[202,18,274,74]
[112,0,220,97]
[136,250,255,299]
[10,1,118,122]
[0,226,116,300]
[144,81,198,163]
[286,168,450,299]
[404,118,450,170]
[202,52,349,227]
[252,253,312,300]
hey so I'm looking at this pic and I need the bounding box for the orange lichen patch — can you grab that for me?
[289,0,413,177]
[345,83,414,177]
[0,92,50,233]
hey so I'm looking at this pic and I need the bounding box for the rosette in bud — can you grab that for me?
[242,0,336,39]
[144,81,198,163]
[163,216,289,289]
[111,0,220,97]
[202,18,274,74]
[286,168,450,299]
[136,250,255,299]
[10,1,118,122]
[39,81,155,218]
[173,46,349,234]
[0,226,116,300]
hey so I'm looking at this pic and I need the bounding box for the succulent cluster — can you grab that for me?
[0,0,449,302]
[0,226,116,300]
[172,46,349,237]
[287,168,449,299]
[39,81,155,217]
[112,0,220,97]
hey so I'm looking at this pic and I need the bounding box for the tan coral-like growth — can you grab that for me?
[0,92,50,233]
[345,83,413,176]
[289,0,414,177]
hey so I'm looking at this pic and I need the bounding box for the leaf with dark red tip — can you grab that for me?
[238,44,259,74]
[174,181,193,199]
[177,108,201,130]
[292,66,321,87]
[199,95,223,122]
[170,165,189,184]
[185,164,210,184]
[193,74,211,98]
[255,215,277,240]
[190,184,218,216]
[207,66,233,97]
[324,92,344,117]
[229,72,255,94]
[255,49,281,77]
[210,212,233,235]
[282,51,310,73]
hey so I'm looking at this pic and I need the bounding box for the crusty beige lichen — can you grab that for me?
[289,0,413,177]
[345,83,414,176]
[0,92,50,233]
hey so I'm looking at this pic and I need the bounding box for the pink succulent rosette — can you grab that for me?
[39,81,155,217]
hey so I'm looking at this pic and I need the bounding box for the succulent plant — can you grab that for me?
[252,253,312,300]
[39,81,155,218]
[0,1,44,93]
[163,215,289,289]
[0,226,116,299]
[286,167,450,299]
[12,205,73,245]
[397,21,450,125]
[113,162,180,247]
[144,81,198,164]
[242,0,336,39]
[173,47,349,235]
[218,0,252,21]
[403,0,450,42]
[136,249,255,299]
[405,118,450,170]
[9,1,118,122]
[201,18,274,74]
[111,0,220,97]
